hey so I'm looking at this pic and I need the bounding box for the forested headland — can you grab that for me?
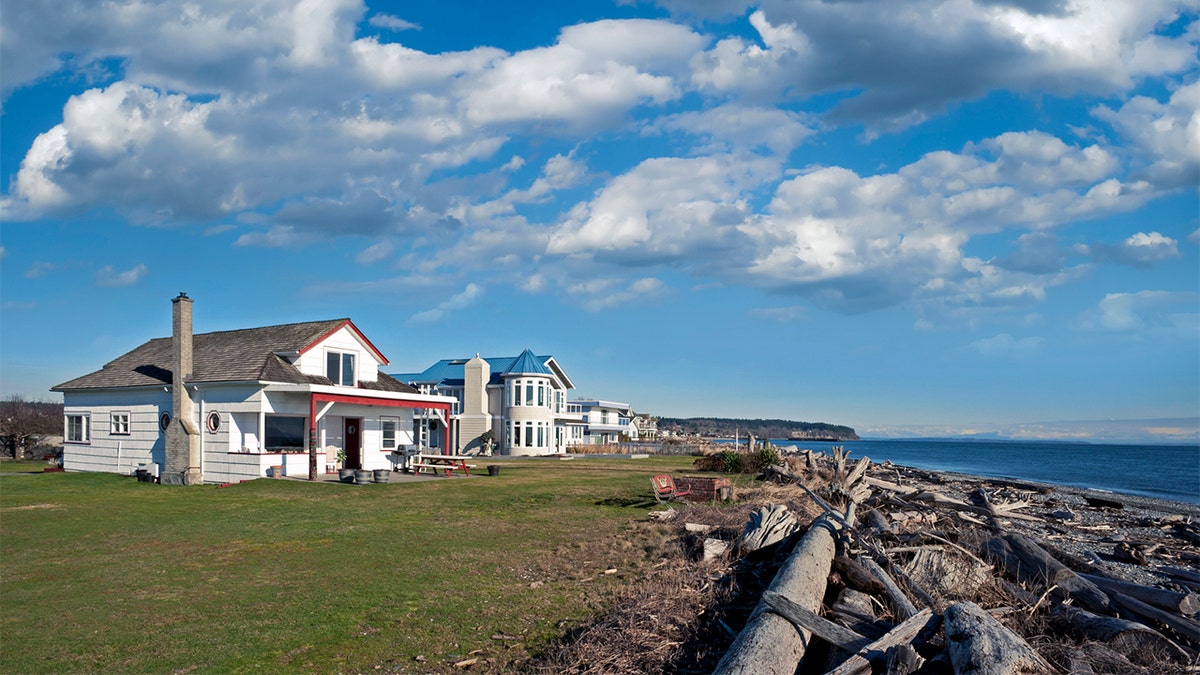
[657,417,859,441]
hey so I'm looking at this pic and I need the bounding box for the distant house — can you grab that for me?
[631,414,658,441]
[568,399,636,445]
[52,293,455,484]
[391,350,577,456]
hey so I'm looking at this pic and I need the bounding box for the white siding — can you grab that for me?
[293,325,383,383]
[62,389,172,475]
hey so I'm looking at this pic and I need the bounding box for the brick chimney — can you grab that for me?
[163,292,202,485]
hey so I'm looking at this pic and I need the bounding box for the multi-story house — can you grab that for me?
[568,399,637,445]
[52,293,456,484]
[391,350,578,456]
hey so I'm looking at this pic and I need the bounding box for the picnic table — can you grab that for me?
[410,453,476,477]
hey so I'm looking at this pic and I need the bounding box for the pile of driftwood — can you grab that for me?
[710,448,1200,675]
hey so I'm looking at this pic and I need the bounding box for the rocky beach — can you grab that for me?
[540,448,1200,674]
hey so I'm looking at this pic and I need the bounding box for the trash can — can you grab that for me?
[487,465,501,476]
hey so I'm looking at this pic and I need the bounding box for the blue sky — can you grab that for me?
[2,0,1197,444]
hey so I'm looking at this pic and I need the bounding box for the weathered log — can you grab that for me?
[760,590,872,653]
[712,515,841,675]
[884,644,924,675]
[944,600,1054,675]
[864,508,894,535]
[912,490,1042,522]
[1078,572,1200,615]
[1084,495,1124,510]
[739,503,798,553]
[859,555,919,619]
[1051,603,1190,663]
[834,555,887,595]
[865,476,918,496]
[1159,565,1200,585]
[831,588,888,640]
[845,456,871,488]
[824,609,940,675]
[985,534,1110,613]
[1108,591,1200,644]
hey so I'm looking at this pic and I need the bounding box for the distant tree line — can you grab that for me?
[1,396,63,460]
[658,417,859,441]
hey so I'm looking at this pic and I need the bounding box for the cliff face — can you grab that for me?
[658,417,859,441]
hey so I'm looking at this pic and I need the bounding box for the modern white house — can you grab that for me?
[568,399,637,445]
[391,350,579,456]
[52,293,456,484]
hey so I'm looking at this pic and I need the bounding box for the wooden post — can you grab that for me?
[713,515,841,675]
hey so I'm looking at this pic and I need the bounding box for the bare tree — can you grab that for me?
[0,395,63,460]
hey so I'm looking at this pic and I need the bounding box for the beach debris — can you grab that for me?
[944,601,1055,675]
[647,507,676,521]
[703,538,731,560]
[1085,495,1126,510]
[712,514,841,674]
[543,446,1200,674]
[738,503,798,553]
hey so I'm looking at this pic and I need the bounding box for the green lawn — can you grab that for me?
[0,457,696,673]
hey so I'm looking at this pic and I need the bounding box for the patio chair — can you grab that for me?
[651,474,691,503]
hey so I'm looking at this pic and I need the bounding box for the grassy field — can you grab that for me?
[0,456,699,674]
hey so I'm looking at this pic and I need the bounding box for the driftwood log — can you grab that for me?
[984,533,1110,612]
[1078,571,1200,615]
[1107,591,1200,643]
[712,514,841,675]
[824,609,940,675]
[858,555,920,619]
[739,503,798,553]
[1051,604,1189,663]
[944,601,1054,675]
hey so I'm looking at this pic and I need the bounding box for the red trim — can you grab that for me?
[297,320,389,365]
[306,392,453,479]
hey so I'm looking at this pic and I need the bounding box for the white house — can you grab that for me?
[391,350,579,456]
[52,293,456,484]
[568,399,637,445]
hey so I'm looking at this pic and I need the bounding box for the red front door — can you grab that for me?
[345,418,362,469]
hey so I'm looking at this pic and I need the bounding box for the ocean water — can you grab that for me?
[772,439,1200,505]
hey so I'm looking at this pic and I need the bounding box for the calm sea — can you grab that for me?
[770,439,1200,505]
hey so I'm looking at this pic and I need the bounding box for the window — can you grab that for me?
[110,412,130,435]
[326,350,356,386]
[66,414,90,443]
[537,383,544,407]
[512,422,521,447]
[525,421,534,447]
[381,418,398,449]
[264,415,306,451]
[537,424,544,447]
[524,383,534,406]
[205,411,221,434]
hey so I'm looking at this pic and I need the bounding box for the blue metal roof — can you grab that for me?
[503,348,552,376]
[390,350,554,386]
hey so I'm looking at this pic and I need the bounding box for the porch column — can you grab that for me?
[308,395,318,481]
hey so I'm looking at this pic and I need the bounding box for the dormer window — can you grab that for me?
[326,350,356,386]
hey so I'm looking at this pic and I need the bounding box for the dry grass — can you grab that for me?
[528,481,824,674]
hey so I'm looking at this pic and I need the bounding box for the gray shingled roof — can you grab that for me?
[52,319,416,394]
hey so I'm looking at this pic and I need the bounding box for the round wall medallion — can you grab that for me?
[159,412,171,431]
